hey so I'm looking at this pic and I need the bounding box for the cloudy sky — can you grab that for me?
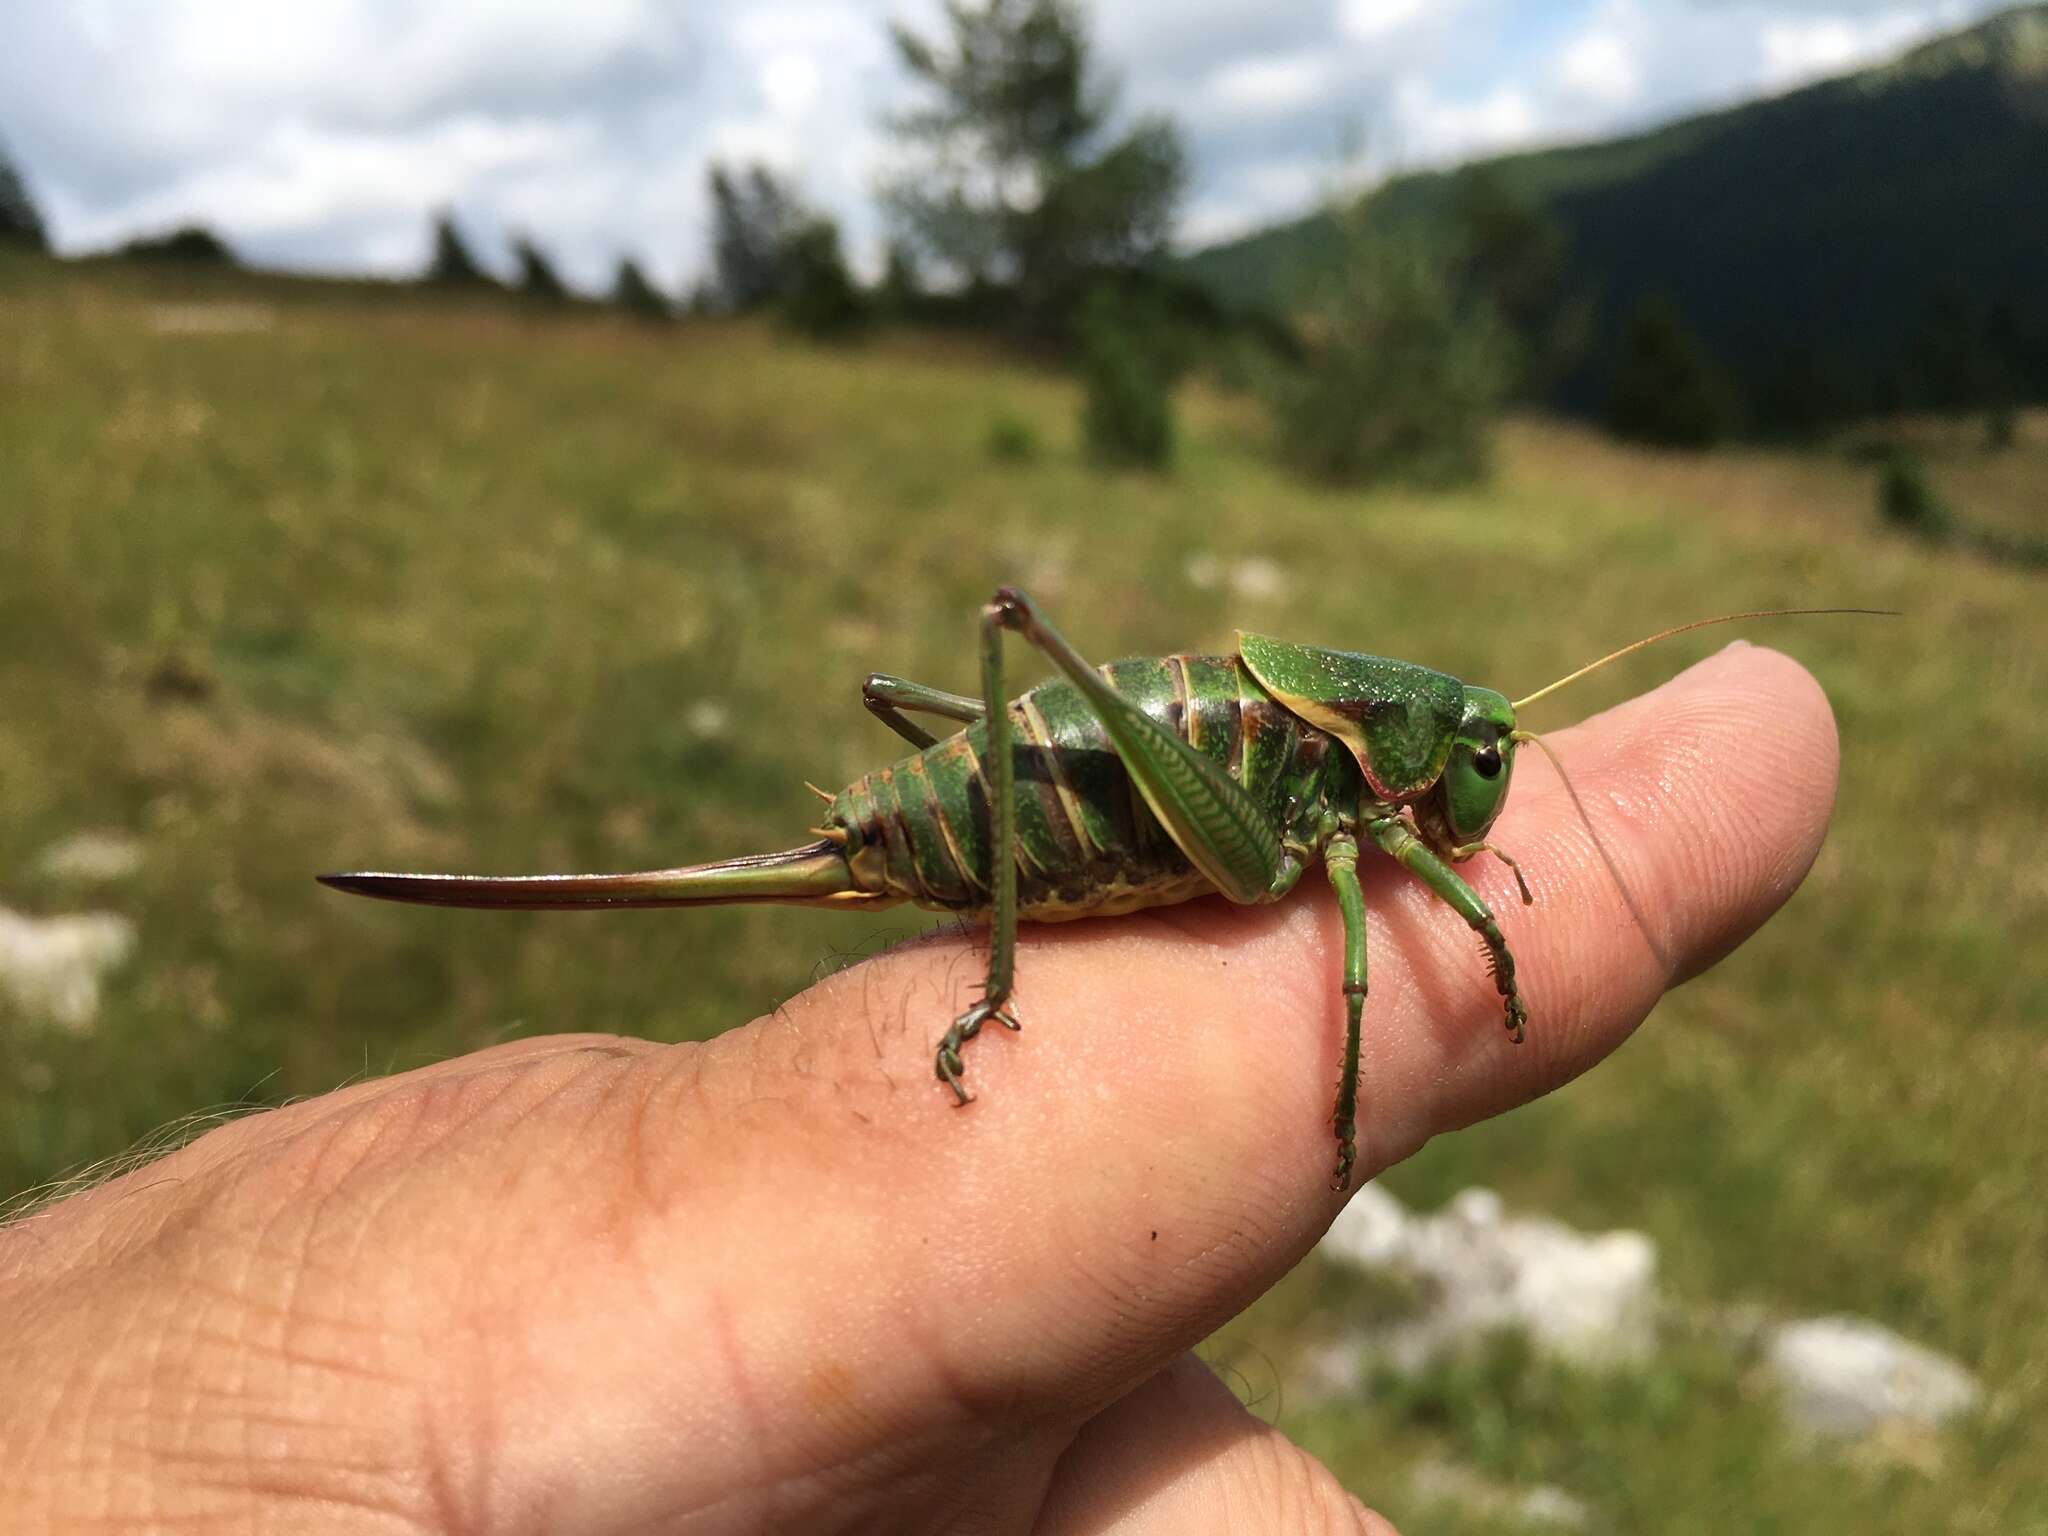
[0,0,2007,292]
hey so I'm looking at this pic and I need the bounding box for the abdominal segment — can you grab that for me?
[828,654,1350,920]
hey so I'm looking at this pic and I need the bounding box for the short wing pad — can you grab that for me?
[1238,632,1462,800]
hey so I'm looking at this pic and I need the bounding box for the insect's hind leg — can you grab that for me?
[931,607,1024,1102]
[862,673,986,749]
[980,587,1287,904]
[935,585,1293,1103]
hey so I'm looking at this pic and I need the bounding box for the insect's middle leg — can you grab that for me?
[1367,815,1528,1043]
[862,673,985,749]
[1324,833,1369,1190]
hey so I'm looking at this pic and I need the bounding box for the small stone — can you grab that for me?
[35,831,145,885]
[1322,1179,1412,1267]
[0,908,137,1032]
[1318,1184,1658,1367]
[1294,1339,1366,1405]
[1518,1484,1595,1528]
[1411,1458,1590,1529]
[1184,551,1223,590]
[1228,555,1287,601]
[1766,1316,1981,1438]
[1447,1186,1505,1227]
[685,700,730,740]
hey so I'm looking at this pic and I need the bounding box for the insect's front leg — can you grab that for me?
[1323,834,1368,1190]
[1368,815,1528,1044]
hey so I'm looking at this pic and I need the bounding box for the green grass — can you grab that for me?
[3,248,2044,1527]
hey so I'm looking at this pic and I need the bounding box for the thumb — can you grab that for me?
[1037,1353,1394,1535]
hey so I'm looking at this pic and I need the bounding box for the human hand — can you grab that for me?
[0,644,1837,1534]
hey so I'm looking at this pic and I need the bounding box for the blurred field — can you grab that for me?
[2,248,2043,1529]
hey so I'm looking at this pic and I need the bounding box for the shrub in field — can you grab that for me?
[118,225,236,265]
[1984,402,2017,453]
[1075,285,1176,470]
[985,412,1039,463]
[877,241,924,322]
[1876,448,1952,541]
[1264,229,1506,488]
[780,217,866,341]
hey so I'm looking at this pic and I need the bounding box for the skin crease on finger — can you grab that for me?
[0,644,1838,1535]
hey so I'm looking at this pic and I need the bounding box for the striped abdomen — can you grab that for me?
[827,654,1355,920]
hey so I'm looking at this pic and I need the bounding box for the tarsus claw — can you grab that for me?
[934,999,1020,1102]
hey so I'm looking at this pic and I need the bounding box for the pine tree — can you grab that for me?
[780,217,865,340]
[0,141,49,251]
[707,163,799,313]
[611,256,672,321]
[425,210,494,286]
[882,0,1185,330]
[513,235,569,302]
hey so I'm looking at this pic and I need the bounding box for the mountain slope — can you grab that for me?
[1185,5,2048,415]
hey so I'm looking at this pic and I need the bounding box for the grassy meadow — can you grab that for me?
[2,248,2043,1530]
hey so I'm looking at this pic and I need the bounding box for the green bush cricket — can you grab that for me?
[321,589,1887,1187]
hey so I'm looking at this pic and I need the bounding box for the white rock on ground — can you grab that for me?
[1765,1316,1982,1438]
[1228,555,1287,602]
[1410,1458,1591,1529]
[1320,1184,1659,1368]
[35,831,145,884]
[1317,1188,1981,1453]
[1182,551,1289,602]
[0,908,137,1032]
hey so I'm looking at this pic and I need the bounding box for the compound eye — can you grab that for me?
[1473,746,1503,780]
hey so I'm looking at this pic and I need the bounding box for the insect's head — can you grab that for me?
[1439,686,1518,843]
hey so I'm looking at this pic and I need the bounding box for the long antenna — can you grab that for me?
[1510,608,1899,713]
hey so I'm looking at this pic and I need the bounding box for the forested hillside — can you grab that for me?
[1186,4,2048,427]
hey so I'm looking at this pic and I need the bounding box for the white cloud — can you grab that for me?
[760,52,825,116]
[0,0,2017,278]
[1757,12,1938,89]
[1554,27,1644,107]
[1390,80,1541,164]
[1338,0,1431,43]
[1207,53,1339,118]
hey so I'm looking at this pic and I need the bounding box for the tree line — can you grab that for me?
[5,0,2034,485]
[420,0,1191,347]
[0,7,1636,484]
